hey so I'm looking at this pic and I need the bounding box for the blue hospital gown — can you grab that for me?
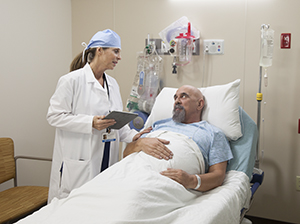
[144,118,233,173]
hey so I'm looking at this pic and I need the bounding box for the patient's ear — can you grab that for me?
[197,99,204,111]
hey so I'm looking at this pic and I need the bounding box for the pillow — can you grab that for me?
[144,79,242,141]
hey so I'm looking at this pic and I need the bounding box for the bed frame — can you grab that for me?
[226,107,264,222]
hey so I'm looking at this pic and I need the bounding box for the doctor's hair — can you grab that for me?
[69,47,108,72]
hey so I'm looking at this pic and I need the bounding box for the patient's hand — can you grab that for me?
[160,168,196,189]
[138,138,173,160]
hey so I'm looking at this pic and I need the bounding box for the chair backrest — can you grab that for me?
[0,138,16,184]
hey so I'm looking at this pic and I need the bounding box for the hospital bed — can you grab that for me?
[16,79,263,224]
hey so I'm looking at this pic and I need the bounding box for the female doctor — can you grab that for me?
[47,29,146,203]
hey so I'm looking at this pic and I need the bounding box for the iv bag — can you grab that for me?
[126,46,162,113]
[259,28,274,67]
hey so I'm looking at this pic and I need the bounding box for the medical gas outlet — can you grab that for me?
[203,39,224,55]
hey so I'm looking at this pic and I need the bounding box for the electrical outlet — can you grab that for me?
[296,176,300,191]
[203,39,224,55]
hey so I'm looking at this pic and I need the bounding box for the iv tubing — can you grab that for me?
[176,61,190,66]
[202,46,209,87]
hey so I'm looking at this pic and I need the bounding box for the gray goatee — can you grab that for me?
[172,105,186,123]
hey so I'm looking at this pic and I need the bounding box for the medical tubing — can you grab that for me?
[136,43,161,113]
[261,85,268,165]
[202,46,209,87]
[264,68,268,87]
[176,61,190,66]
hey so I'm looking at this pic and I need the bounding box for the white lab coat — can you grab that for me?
[47,63,137,203]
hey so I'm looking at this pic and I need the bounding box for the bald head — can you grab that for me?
[181,85,203,99]
[173,85,205,124]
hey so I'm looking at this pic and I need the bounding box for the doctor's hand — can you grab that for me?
[132,127,153,141]
[92,115,116,131]
[160,168,196,189]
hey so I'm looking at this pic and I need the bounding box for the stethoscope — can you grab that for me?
[103,73,110,99]
[103,73,111,134]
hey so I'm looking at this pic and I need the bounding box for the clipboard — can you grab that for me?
[103,111,138,129]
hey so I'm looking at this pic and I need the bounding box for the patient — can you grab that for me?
[123,85,233,192]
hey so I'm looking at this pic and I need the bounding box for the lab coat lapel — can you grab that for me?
[84,64,108,95]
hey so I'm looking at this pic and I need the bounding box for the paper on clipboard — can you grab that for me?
[103,111,138,129]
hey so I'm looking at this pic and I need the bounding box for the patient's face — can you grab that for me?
[173,85,201,123]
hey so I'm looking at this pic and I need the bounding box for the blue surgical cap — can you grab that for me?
[87,29,121,50]
[82,29,121,62]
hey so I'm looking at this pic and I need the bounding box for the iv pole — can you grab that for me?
[255,66,263,169]
[255,24,270,169]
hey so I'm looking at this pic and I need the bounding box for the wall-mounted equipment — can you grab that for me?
[203,39,224,55]
[281,33,291,49]
[145,38,200,56]
[126,35,162,114]
[158,16,200,74]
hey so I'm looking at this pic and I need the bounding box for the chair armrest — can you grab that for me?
[15,156,52,162]
[14,156,52,187]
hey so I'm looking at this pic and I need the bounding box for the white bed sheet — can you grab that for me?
[17,131,250,224]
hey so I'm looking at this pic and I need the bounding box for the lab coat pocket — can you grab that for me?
[59,159,91,197]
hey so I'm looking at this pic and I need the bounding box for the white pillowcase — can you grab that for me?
[144,79,242,141]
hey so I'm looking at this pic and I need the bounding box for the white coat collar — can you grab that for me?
[83,63,112,87]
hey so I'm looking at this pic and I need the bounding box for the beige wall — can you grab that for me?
[0,0,72,188]
[1,0,299,223]
[72,0,300,223]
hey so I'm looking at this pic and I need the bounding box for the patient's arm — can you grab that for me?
[160,161,227,191]
[123,138,173,160]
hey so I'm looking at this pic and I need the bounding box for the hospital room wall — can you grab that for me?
[0,1,72,190]
[72,0,300,223]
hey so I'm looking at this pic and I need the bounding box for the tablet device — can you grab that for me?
[103,111,138,129]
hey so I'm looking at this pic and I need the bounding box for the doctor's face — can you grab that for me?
[99,47,122,70]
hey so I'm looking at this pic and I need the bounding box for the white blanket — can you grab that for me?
[17,131,250,224]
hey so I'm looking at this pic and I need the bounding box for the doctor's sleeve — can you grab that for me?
[119,125,138,143]
[46,77,93,134]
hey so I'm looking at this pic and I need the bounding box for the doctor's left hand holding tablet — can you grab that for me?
[92,115,116,131]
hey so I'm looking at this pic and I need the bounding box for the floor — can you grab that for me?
[245,216,296,224]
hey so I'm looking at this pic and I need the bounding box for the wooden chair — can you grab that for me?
[0,137,52,224]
